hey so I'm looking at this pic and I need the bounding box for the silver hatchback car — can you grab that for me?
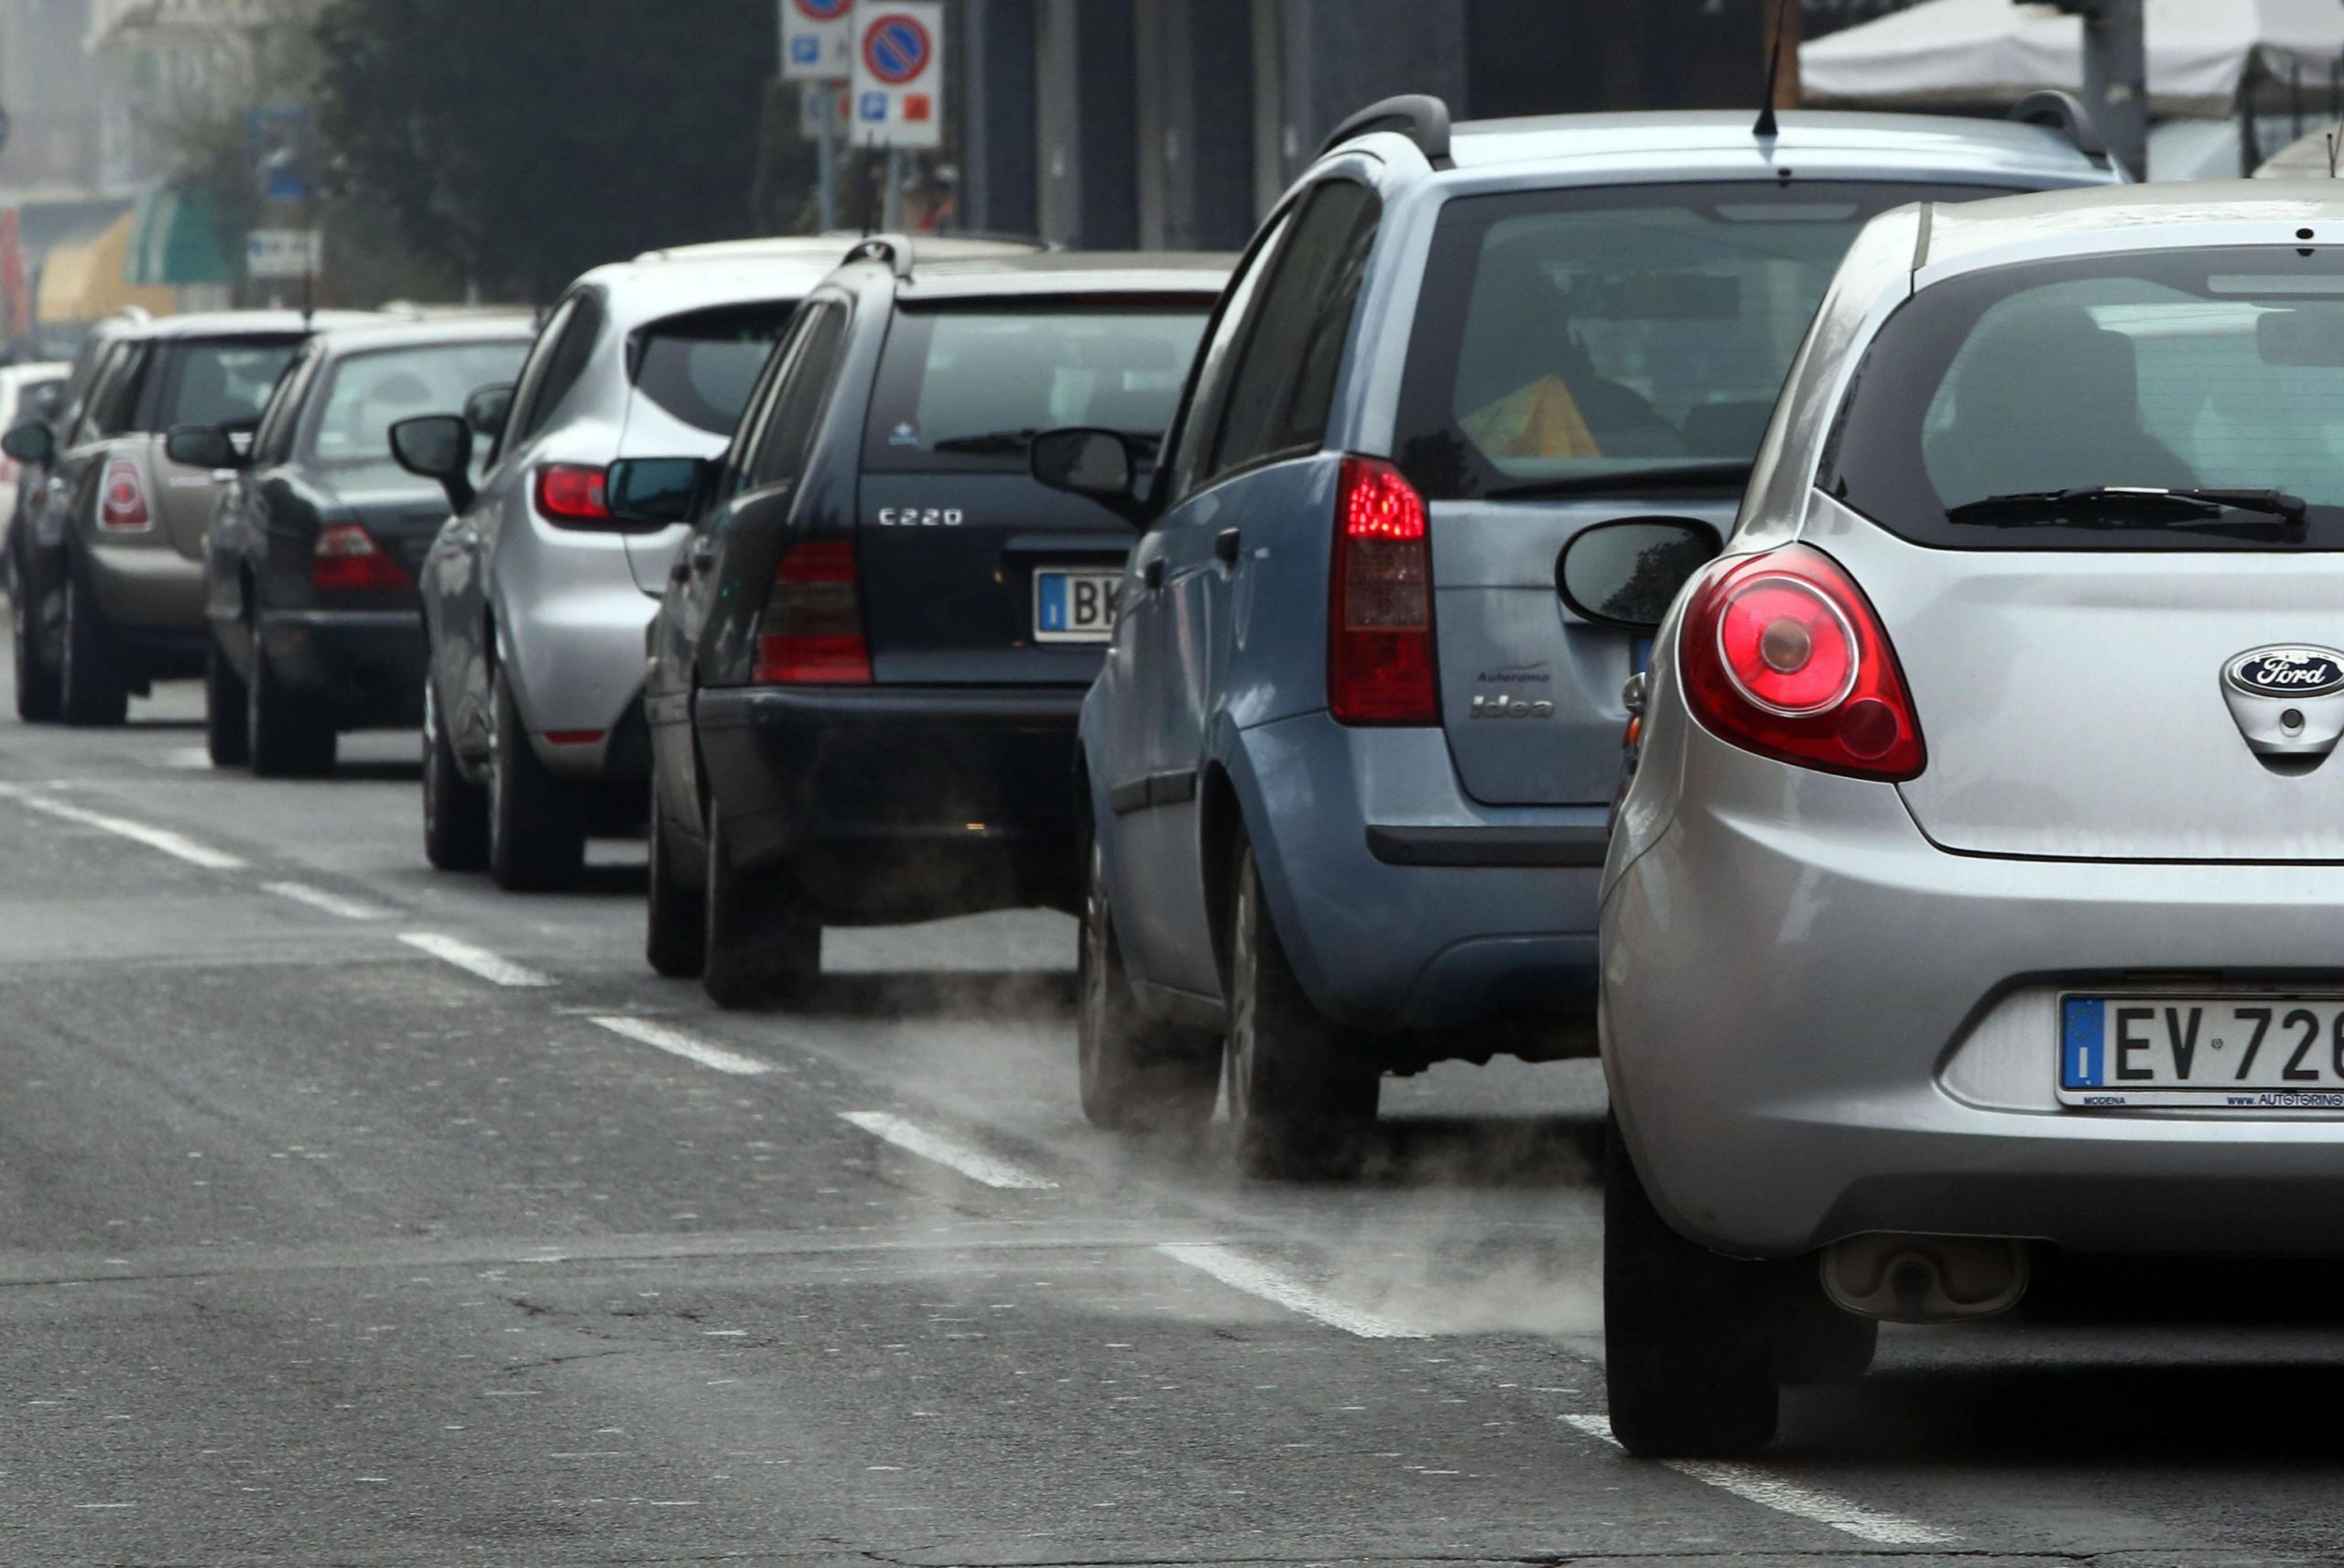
[1587,181,2344,1456]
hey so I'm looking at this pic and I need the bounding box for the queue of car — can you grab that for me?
[26,91,2340,1464]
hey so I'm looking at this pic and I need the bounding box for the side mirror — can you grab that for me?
[462,381,515,440]
[1557,516,1724,633]
[389,414,475,512]
[605,457,709,528]
[2,417,54,467]
[1031,427,1144,524]
[165,424,244,471]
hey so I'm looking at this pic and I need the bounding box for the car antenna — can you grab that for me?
[2328,127,2340,178]
[1753,0,1792,140]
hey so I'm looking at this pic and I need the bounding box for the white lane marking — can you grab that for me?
[1559,1413,1953,1547]
[396,932,553,988]
[838,1111,1058,1191]
[1156,1243,1427,1340]
[263,881,389,921]
[159,747,212,771]
[0,789,244,870]
[589,1015,772,1077]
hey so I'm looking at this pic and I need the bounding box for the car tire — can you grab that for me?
[1078,836,1221,1134]
[646,781,706,979]
[204,638,249,767]
[700,804,819,1009]
[1224,840,1380,1180]
[1602,1116,1780,1457]
[246,643,335,778]
[486,664,586,892]
[13,581,60,722]
[422,677,489,872]
[58,565,127,727]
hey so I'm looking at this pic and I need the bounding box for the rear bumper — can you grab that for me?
[697,683,1084,923]
[1232,709,1604,1035]
[257,608,425,727]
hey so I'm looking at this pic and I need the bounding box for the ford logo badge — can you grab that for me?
[2224,645,2344,698]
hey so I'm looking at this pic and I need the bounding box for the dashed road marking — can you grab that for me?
[1559,1413,1954,1547]
[263,881,390,920]
[0,786,244,870]
[839,1111,1058,1191]
[1156,1242,1426,1339]
[160,747,212,771]
[396,932,553,988]
[589,1015,772,1076]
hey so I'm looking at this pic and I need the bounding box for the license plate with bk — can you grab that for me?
[1034,568,1122,643]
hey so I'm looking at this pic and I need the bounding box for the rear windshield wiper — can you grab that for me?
[1481,460,1753,502]
[928,428,1164,459]
[1946,485,2309,535]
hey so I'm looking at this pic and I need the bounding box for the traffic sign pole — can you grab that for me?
[819,104,839,233]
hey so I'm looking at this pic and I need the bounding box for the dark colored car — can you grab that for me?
[187,317,533,775]
[613,243,1229,1005]
[3,309,376,724]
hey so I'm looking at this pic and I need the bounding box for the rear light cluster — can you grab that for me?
[1328,456,1438,725]
[1679,543,1924,780]
[534,463,611,525]
[96,460,149,532]
[754,539,870,685]
[312,522,411,592]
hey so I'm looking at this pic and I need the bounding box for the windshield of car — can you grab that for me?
[631,302,800,435]
[158,337,304,430]
[1823,246,2344,550]
[307,339,532,474]
[1394,180,2021,501]
[863,304,1210,472]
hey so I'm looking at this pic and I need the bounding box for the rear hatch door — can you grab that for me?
[1433,491,1739,805]
[852,300,1212,685]
[148,335,307,560]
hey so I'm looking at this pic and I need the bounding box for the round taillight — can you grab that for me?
[1715,576,1857,716]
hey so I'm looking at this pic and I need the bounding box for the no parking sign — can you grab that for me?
[781,0,853,82]
[850,3,943,149]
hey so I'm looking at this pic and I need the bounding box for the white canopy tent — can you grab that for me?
[1802,0,2344,119]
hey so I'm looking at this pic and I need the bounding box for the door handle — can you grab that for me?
[1213,527,1241,566]
[1143,557,1166,590]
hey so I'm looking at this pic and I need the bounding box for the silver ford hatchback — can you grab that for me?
[1588,181,2344,1456]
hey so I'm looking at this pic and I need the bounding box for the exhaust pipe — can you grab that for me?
[1820,1234,2029,1324]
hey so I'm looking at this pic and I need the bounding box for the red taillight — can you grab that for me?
[754,539,871,685]
[1680,544,1924,781]
[534,463,610,524]
[311,522,413,592]
[96,460,149,532]
[1329,456,1437,725]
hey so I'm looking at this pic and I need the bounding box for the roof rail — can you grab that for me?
[2008,90,2111,167]
[842,233,917,278]
[1318,93,1453,170]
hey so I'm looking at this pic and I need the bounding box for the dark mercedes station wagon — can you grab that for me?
[610,243,1230,1005]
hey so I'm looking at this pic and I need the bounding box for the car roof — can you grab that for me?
[121,308,383,342]
[568,253,849,323]
[303,315,540,358]
[634,232,1042,264]
[876,251,1235,303]
[1917,178,2344,271]
[1438,108,2111,186]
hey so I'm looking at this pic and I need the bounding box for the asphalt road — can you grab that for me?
[4,672,2344,1566]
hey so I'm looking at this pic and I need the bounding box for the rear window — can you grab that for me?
[1394,181,2015,501]
[157,337,303,430]
[1824,247,2344,551]
[863,304,1210,472]
[631,303,798,435]
[308,339,532,473]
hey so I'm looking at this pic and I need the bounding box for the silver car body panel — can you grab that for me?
[1603,180,2344,1262]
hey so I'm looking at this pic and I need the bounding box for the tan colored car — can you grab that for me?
[1,310,375,724]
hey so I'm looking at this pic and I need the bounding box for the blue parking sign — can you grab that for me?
[790,36,819,63]
[860,92,888,122]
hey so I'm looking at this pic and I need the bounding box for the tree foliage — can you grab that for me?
[315,0,776,300]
